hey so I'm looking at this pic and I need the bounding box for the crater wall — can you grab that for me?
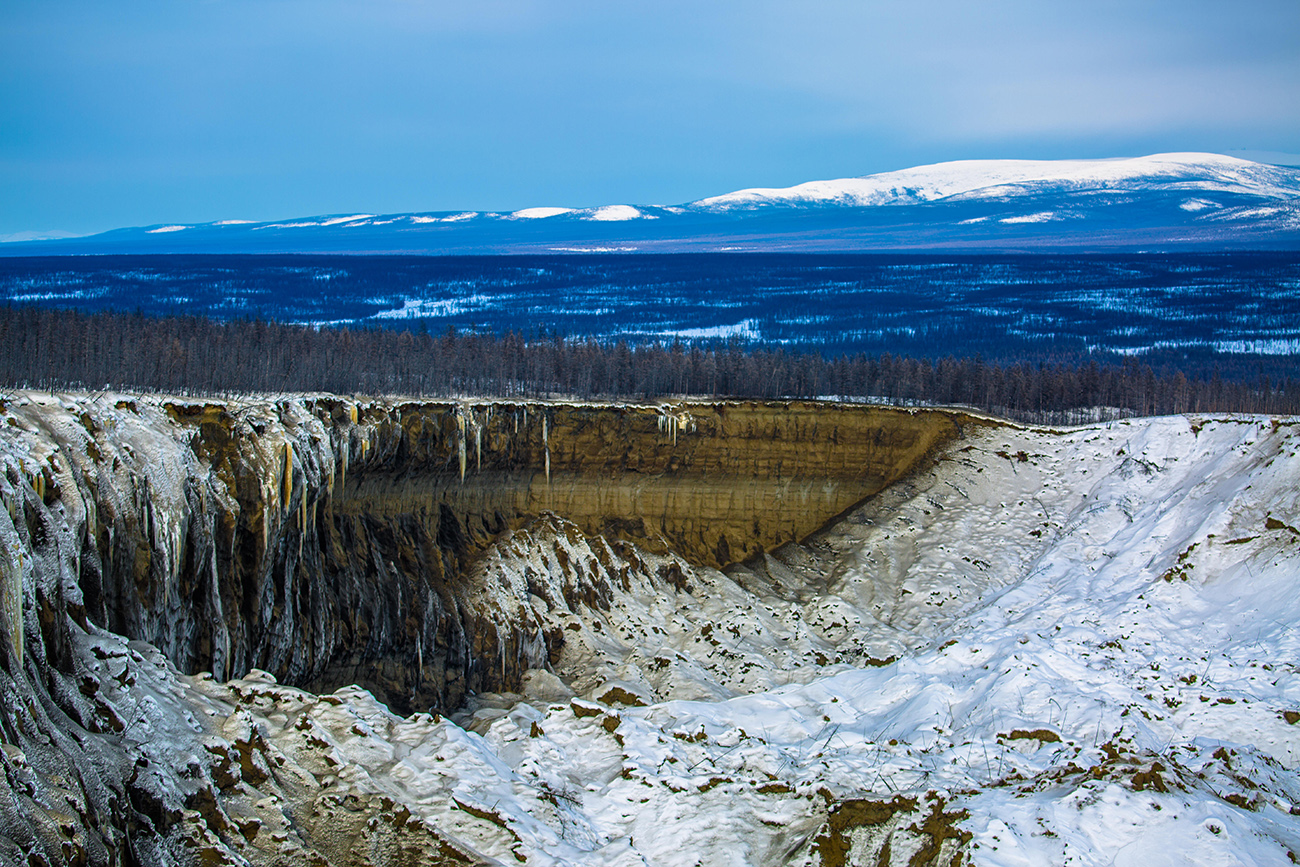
[1,394,978,714]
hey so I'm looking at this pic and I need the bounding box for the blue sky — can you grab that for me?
[3,0,1298,237]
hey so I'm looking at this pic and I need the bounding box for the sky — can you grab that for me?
[3,0,1299,238]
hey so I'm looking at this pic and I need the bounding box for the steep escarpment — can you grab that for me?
[342,399,971,569]
[2,393,970,717]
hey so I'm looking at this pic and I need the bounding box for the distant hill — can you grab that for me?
[6,153,1300,255]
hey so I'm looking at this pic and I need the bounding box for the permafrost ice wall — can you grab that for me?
[0,393,973,715]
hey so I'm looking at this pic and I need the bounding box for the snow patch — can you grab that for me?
[549,246,640,252]
[256,221,323,229]
[510,207,576,220]
[658,319,761,340]
[370,295,493,320]
[1000,211,1057,224]
[319,214,375,226]
[145,225,188,234]
[409,212,480,224]
[583,205,653,222]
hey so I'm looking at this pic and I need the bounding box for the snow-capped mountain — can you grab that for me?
[693,152,1300,209]
[6,153,1300,254]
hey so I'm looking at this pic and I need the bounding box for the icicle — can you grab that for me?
[476,425,483,472]
[458,438,467,483]
[282,442,294,512]
[299,488,307,560]
[348,403,358,425]
[171,526,181,585]
[2,536,24,666]
[542,415,550,485]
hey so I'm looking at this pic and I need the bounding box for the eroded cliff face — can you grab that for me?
[343,399,971,569]
[1,393,973,717]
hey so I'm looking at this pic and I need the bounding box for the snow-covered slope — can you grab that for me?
[693,152,1300,209]
[2,394,1297,865]
[310,413,1299,866]
[7,154,1300,254]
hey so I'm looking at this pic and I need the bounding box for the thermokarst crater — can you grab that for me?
[0,392,1297,865]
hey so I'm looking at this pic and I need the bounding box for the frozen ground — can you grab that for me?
[3,405,1298,864]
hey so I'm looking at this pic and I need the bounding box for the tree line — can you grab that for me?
[2,305,1296,422]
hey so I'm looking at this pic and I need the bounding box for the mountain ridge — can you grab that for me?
[694,152,1300,209]
[6,152,1300,254]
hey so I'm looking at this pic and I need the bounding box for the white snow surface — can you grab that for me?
[319,214,376,226]
[655,319,762,341]
[370,293,493,320]
[583,205,653,221]
[694,153,1300,211]
[411,211,481,223]
[550,246,640,252]
[511,207,577,219]
[999,211,1058,224]
[4,396,1297,864]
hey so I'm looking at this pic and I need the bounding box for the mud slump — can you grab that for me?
[5,395,980,716]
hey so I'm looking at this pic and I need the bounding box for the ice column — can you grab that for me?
[543,415,550,485]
